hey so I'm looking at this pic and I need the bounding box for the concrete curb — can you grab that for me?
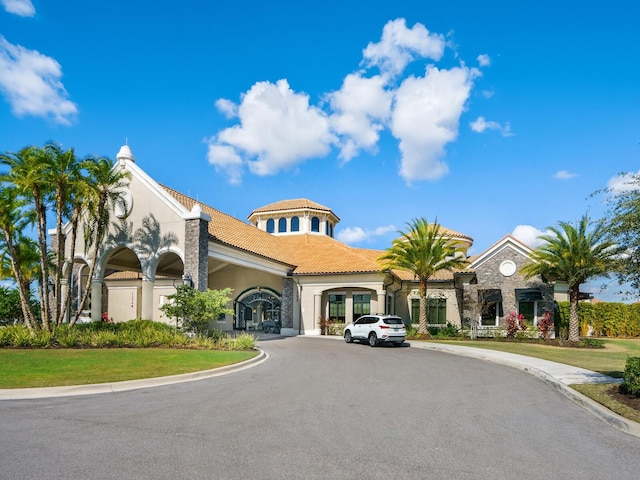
[409,341,640,438]
[0,349,268,400]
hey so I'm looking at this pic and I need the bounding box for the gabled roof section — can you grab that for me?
[469,234,534,269]
[161,185,295,268]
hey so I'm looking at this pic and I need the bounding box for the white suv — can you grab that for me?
[344,314,406,347]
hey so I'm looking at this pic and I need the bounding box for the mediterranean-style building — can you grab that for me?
[56,145,558,335]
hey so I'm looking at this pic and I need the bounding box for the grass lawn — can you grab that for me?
[431,338,640,377]
[0,348,259,388]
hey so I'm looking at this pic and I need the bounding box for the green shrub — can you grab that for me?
[326,322,345,336]
[232,332,257,350]
[31,330,53,348]
[428,323,460,338]
[621,357,640,396]
[580,337,604,348]
[11,325,33,346]
[191,334,215,349]
[54,327,80,347]
[0,319,256,350]
[405,324,419,339]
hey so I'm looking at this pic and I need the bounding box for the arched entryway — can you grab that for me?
[234,287,281,332]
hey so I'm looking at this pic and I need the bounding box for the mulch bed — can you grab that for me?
[606,385,640,411]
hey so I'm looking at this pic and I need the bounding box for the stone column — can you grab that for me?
[141,277,154,320]
[90,280,102,322]
[313,290,322,335]
[377,289,386,315]
[184,205,211,291]
[345,292,354,324]
[280,277,294,335]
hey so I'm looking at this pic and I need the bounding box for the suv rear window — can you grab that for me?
[383,317,403,325]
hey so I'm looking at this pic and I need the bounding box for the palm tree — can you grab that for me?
[1,145,56,330]
[70,156,130,326]
[0,183,39,331]
[42,142,85,326]
[379,218,468,334]
[521,215,618,342]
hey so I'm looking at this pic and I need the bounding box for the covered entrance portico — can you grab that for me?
[234,287,281,332]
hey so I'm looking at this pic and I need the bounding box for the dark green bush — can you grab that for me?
[579,338,604,348]
[621,357,640,396]
[427,323,460,338]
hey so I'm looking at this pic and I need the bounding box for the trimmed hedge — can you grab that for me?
[556,301,640,337]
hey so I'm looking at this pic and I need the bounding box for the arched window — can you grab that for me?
[291,216,300,232]
[311,216,320,232]
[278,217,287,233]
[266,218,275,233]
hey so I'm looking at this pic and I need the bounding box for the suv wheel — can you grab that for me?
[368,332,378,347]
[344,330,353,343]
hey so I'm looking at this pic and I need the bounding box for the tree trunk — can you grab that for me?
[418,278,430,335]
[568,285,580,342]
[1,230,38,332]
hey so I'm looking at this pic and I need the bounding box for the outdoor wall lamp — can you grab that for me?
[182,272,193,287]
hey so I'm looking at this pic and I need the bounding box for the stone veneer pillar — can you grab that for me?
[184,206,211,292]
[280,277,294,335]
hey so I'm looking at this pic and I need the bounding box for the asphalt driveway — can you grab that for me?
[1,336,638,479]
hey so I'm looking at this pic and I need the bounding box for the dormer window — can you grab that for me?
[266,218,275,233]
[311,217,320,233]
[291,216,300,232]
[278,217,287,233]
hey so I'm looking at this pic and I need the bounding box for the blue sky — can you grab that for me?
[1,0,639,300]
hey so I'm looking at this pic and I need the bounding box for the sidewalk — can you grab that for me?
[407,340,640,438]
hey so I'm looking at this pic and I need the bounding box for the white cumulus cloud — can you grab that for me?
[206,79,335,183]
[553,170,578,180]
[336,224,396,244]
[392,65,478,182]
[0,36,77,124]
[326,73,392,162]
[477,54,491,67]
[607,171,640,193]
[208,18,488,185]
[470,116,513,137]
[215,98,238,119]
[511,225,548,249]
[362,18,445,77]
[1,0,35,17]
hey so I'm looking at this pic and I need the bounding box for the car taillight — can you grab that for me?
[379,325,390,329]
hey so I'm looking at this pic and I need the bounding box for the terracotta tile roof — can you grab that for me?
[250,198,338,217]
[104,271,143,280]
[438,226,474,243]
[161,185,294,267]
[161,184,473,280]
[390,267,470,282]
[276,234,383,274]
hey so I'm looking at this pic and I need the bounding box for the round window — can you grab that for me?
[499,260,517,277]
